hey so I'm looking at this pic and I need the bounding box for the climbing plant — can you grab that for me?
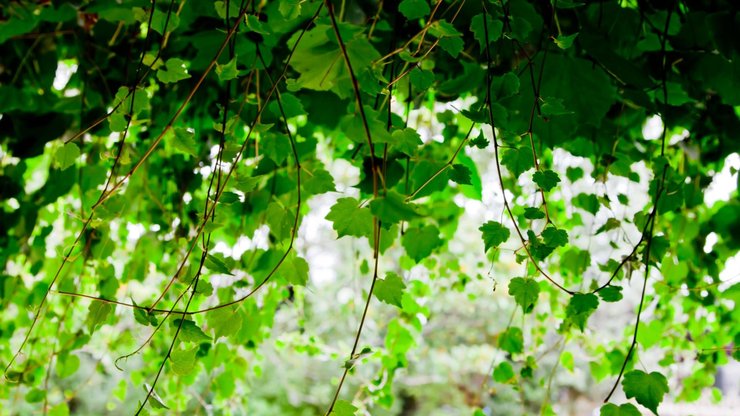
[1,0,739,415]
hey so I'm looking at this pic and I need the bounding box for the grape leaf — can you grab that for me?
[498,326,524,354]
[402,225,443,263]
[479,221,510,252]
[508,278,540,313]
[565,293,599,331]
[600,403,641,416]
[326,197,374,239]
[398,0,430,20]
[622,370,669,415]
[374,272,406,307]
[369,190,420,227]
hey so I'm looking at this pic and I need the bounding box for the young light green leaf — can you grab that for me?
[479,221,510,252]
[174,319,211,343]
[206,307,243,340]
[330,399,358,416]
[54,142,80,170]
[554,32,579,49]
[205,253,234,276]
[374,272,406,307]
[86,301,112,333]
[143,383,169,410]
[170,346,198,376]
[622,370,669,415]
[508,277,540,313]
[278,253,309,286]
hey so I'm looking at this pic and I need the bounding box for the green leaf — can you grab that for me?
[133,298,158,327]
[150,9,179,35]
[374,272,406,307]
[288,25,379,98]
[143,384,169,410]
[553,33,579,49]
[392,128,423,155]
[330,399,358,416]
[303,168,336,195]
[542,226,568,248]
[508,278,540,313]
[449,164,472,185]
[501,146,535,177]
[599,403,642,416]
[491,72,520,99]
[598,286,623,303]
[469,131,489,149]
[402,225,443,263]
[170,346,198,376]
[278,0,302,19]
[54,142,80,170]
[524,207,546,219]
[86,301,112,333]
[174,319,211,343]
[565,293,599,331]
[278,253,309,286]
[166,127,198,157]
[438,36,464,58]
[369,191,420,227]
[409,67,434,90]
[622,370,669,415]
[157,58,191,84]
[398,0,430,20]
[216,57,239,81]
[493,362,515,383]
[326,197,374,239]
[470,13,504,49]
[532,170,561,192]
[499,327,524,354]
[205,253,234,276]
[206,307,243,340]
[479,221,510,252]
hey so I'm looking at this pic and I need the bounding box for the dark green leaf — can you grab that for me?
[480,221,510,252]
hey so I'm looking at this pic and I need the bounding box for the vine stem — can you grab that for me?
[481,1,573,295]
[603,3,674,402]
[324,0,385,411]
[3,0,170,378]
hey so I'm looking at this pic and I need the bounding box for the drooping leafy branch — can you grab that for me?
[1,1,739,415]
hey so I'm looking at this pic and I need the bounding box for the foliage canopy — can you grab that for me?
[1,0,739,415]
